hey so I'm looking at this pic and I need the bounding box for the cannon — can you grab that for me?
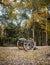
[17,38,35,50]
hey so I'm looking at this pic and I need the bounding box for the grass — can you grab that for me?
[0,46,50,65]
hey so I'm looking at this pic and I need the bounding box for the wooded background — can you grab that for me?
[0,0,50,46]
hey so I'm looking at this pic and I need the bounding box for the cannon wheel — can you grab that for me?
[17,41,24,49]
[23,42,32,51]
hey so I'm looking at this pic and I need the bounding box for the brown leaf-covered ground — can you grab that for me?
[0,46,50,65]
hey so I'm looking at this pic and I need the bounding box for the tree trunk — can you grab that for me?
[32,25,36,46]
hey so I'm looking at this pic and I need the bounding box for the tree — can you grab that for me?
[0,0,50,46]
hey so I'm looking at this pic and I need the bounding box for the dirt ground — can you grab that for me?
[0,46,50,65]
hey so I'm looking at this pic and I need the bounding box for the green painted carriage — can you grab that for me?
[17,38,35,50]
